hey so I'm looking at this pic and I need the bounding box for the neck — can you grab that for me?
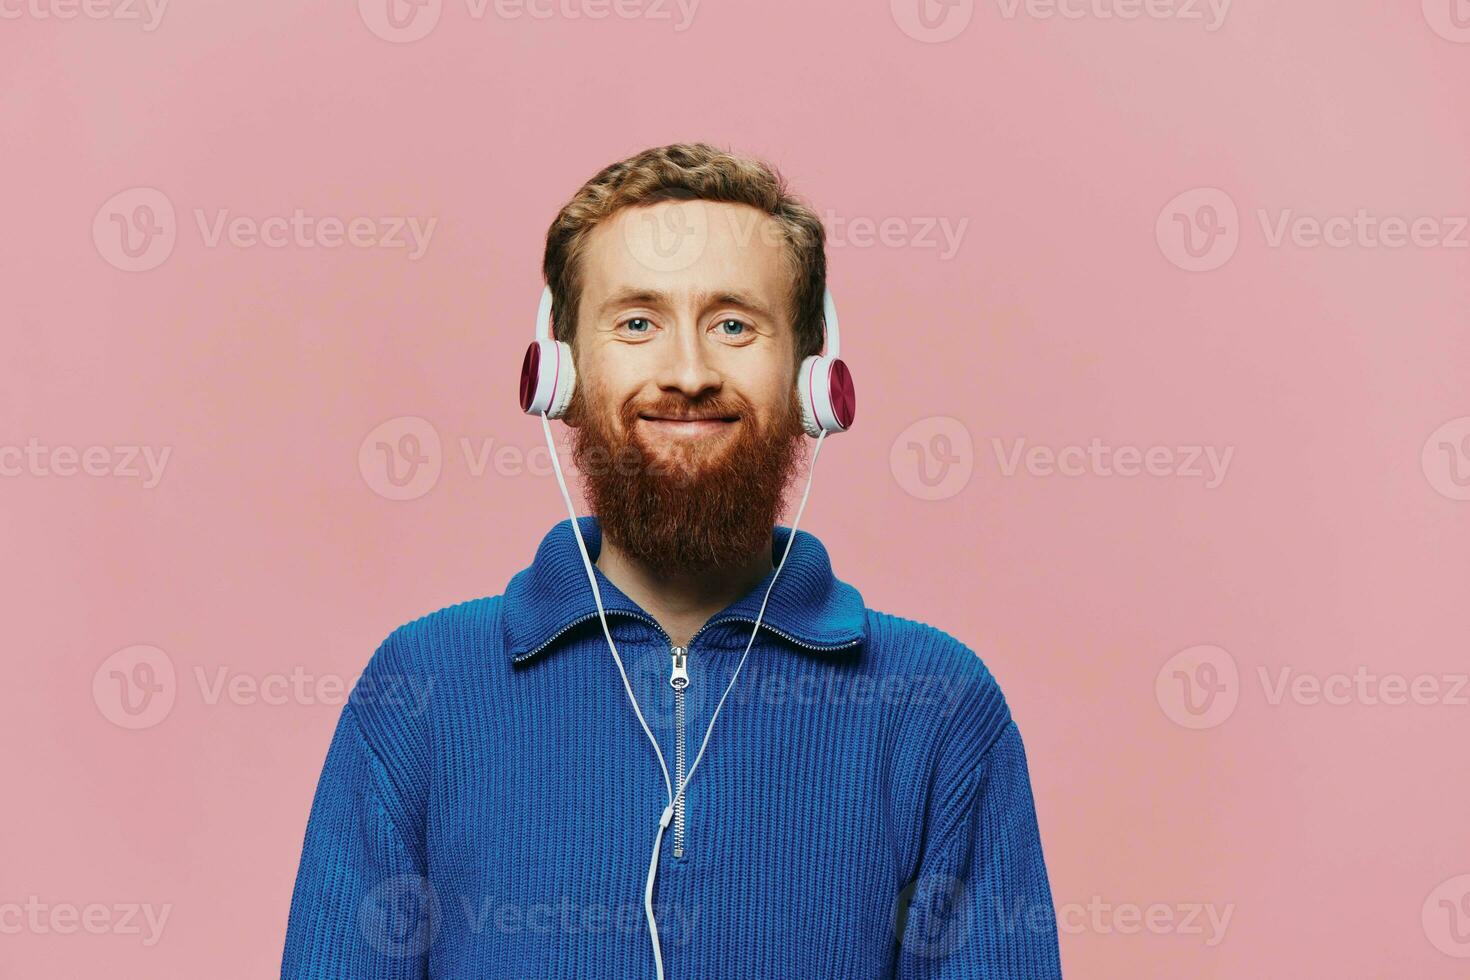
[594,530,774,648]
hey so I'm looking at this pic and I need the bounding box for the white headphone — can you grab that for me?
[519,285,857,436]
[524,279,852,980]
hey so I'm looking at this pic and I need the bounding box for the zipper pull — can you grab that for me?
[669,645,689,690]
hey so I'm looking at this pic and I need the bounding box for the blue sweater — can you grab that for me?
[281,517,1063,978]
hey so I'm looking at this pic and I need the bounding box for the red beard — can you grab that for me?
[566,380,808,576]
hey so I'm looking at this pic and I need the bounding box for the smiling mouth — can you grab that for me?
[637,413,740,437]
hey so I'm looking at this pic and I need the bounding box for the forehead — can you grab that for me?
[579,200,792,315]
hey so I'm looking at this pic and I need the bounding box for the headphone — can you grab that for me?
[519,278,855,980]
[518,285,857,435]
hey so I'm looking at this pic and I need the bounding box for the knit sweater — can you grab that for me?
[280,516,1063,979]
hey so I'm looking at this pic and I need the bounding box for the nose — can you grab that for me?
[653,315,722,401]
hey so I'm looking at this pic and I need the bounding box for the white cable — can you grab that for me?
[671,428,827,815]
[539,411,829,980]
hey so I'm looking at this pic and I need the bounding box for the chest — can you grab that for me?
[425,641,907,978]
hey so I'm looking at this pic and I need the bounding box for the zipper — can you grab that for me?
[514,603,864,665]
[514,608,863,862]
[700,616,864,654]
[512,609,666,663]
[669,645,690,859]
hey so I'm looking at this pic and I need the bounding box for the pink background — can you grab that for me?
[4,0,1469,976]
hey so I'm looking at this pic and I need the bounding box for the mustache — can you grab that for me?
[625,395,748,425]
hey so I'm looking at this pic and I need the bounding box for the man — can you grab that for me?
[280,143,1063,978]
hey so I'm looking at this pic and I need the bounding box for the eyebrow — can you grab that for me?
[596,288,778,322]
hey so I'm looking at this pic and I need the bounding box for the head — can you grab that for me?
[542,143,829,575]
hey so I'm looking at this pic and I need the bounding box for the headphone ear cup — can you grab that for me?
[519,339,577,418]
[797,355,856,437]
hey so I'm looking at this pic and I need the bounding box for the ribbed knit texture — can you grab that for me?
[280,517,1062,979]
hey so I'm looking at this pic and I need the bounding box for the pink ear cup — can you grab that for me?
[519,342,542,413]
[798,355,857,437]
[828,358,855,429]
[520,338,576,418]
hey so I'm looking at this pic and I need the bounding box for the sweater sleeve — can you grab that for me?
[895,715,1063,979]
[280,694,432,979]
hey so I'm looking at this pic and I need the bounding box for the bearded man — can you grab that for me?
[280,143,1063,980]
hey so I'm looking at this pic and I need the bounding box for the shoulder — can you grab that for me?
[348,594,508,743]
[370,594,508,675]
[862,607,1014,758]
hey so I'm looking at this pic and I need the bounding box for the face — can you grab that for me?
[563,198,809,574]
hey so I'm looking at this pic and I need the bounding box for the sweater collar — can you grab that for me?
[504,516,866,663]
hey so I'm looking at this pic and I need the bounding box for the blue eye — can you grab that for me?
[623,318,652,334]
[716,319,748,336]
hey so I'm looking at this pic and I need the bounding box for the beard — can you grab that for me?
[565,379,808,576]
